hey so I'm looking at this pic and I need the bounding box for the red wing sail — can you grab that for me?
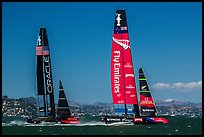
[111,10,139,115]
[139,68,157,117]
[111,10,126,105]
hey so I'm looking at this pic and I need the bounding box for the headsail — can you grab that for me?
[139,68,157,117]
[111,10,139,116]
[57,80,71,120]
[35,28,55,120]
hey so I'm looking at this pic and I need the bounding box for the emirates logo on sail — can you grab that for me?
[113,37,130,50]
[113,51,121,94]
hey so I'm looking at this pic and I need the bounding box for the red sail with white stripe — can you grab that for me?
[111,10,138,106]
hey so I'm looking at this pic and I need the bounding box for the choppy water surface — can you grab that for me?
[2,115,202,135]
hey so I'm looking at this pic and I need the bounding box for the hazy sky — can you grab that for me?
[2,2,202,104]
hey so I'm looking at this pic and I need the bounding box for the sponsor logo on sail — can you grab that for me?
[130,94,136,97]
[36,46,43,55]
[124,63,133,68]
[142,109,155,112]
[126,85,135,89]
[113,51,121,94]
[121,26,127,30]
[118,100,125,103]
[43,46,49,55]
[141,85,147,90]
[116,93,121,97]
[126,91,131,94]
[116,13,121,26]
[125,74,134,77]
[141,99,154,105]
[44,56,53,94]
[127,108,134,113]
[113,37,130,50]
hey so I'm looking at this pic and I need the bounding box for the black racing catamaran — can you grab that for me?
[27,28,56,123]
[133,68,168,123]
[57,80,80,124]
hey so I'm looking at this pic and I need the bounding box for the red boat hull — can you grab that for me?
[59,117,80,124]
[133,117,168,124]
[152,117,169,123]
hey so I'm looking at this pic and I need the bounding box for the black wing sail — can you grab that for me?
[139,68,157,117]
[35,28,56,120]
[57,80,71,120]
[36,28,46,117]
[42,28,56,120]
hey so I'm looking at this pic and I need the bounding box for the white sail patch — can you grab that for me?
[37,36,41,45]
[141,85,147,90]
[113,37,130,50]
[116,13,121,26]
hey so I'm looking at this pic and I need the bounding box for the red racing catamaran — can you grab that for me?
[101,9,168,124]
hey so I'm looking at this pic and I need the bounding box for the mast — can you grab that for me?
[139,68,157,117]
[111,10,139,116]
[57,80,71,120]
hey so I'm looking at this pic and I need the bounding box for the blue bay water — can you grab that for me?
[2,115,202,135]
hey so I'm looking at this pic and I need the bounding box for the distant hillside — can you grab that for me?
[69,99,202,109]
[2,96,202,108]
[2,96,202,117]
[155,99,202,108]
[19,96,36,104]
